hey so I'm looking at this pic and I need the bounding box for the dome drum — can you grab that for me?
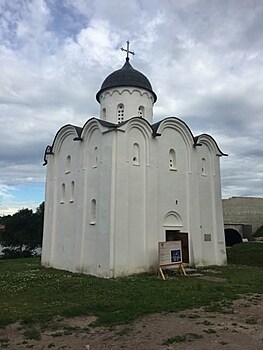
[99,86,154,123]
[96,58,157,124]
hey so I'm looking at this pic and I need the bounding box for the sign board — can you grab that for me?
[158,241,182,266]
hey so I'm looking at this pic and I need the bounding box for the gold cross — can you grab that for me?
[121,41,135,59]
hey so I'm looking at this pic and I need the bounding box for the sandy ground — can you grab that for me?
[2,294,263,350]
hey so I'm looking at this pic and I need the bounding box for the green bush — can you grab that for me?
[253,226,263,237]
[1,247,34,259]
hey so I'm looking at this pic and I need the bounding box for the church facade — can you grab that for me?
[42,51,227,277]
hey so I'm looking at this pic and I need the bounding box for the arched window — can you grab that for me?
[138,106,144,118]
[93,146,98,167]
[169,149,176,170]
[117,104,124,123]
[132,143,140,165]
[90,199,97,224]
[65,155,71,173]
[102,108,106,120]
[201,158,206,175]
[70,181,75,203]
[61,183,65,203]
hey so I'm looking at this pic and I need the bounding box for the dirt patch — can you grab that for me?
[2,294,263,349]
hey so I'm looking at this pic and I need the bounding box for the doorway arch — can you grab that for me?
[163,211,189,263]
[163,211,182,227]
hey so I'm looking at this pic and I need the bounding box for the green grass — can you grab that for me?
[226,242,263,266]
[162,335,187,345]
[1,243,263,327]
[23,328,41,341]
[245,317,258,325]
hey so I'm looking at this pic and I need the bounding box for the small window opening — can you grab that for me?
[169,149,176,170]
[93,146,98,167]
[61,183,65,203]
[65,155,71,173]
[201,158,206,175]
[90,199,97,224]
[117,104,124,123]
[102,108,106,120]
[132,143,140,165]
[138,106,144,118]
[70,181,75,203]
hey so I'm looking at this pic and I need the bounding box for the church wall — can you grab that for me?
[145,137,159,269]
[127,127,147,270]
[193,142,226,266]
[44,130,82,272]
[112,124,152,275]
[41,154,55,265]
[187,159,202,265]
[99,87,154,123]
[152,123,226,268]
[211,155,227,264]
[42,118,227,276]
[156,127,190,238]
[197,144,216,265]
[79,127,113,277]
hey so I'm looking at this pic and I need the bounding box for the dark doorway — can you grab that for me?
[166,231,189,263]
[224,228,242,247]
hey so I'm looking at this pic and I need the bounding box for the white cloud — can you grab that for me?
[0,0,263,213]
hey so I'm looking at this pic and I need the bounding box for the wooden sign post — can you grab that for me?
[157,241,186,279]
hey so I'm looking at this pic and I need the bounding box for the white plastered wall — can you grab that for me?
[99,87,154,124]
[195,136,227,266]
[42,126,82,272]
[42,116,227,278]
[78,123,113,277]
[111,119,153,276]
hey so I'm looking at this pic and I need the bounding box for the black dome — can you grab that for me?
[96,58,157,102]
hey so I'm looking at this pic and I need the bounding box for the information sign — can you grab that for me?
[158,241,182,266]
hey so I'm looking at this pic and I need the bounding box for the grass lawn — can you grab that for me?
[1,242,263,327]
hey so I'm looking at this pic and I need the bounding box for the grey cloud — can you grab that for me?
[1,0,263,212]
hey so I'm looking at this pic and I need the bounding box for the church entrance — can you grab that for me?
[165,231,189,263]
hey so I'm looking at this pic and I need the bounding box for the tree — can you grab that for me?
[34,201,44,248]
[0,202,44,258]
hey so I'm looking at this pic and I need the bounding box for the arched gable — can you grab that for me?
[125,117,153,136]
[194,134,227,176]
[51,124,81,155]
[156,117,194,172]
[195,134,227,156]
[156,117,195,149]
[81,117,113,139]
[124,117,152,166]
[81,119,104,170]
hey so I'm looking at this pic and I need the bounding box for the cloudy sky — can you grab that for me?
[0,0,263,215]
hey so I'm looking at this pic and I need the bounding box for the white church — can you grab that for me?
[42,43,227,277]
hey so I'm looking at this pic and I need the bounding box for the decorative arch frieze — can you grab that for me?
[163,211,183,228]
[100,88,154,102]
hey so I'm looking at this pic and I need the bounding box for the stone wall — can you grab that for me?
[223,197,263,234]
